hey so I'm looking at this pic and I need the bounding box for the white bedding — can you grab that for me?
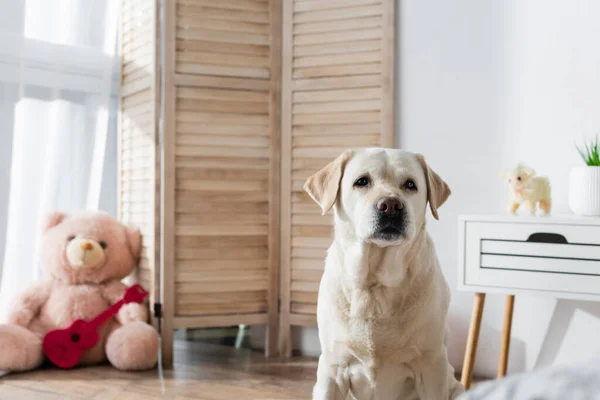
[459,358,600,400]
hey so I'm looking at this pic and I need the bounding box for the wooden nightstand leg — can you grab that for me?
[461,293,486,389]
[497,294,515,378]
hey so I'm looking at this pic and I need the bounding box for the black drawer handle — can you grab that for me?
[526,233,568,244]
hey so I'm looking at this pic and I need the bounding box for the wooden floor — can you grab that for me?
[0,339,317,400]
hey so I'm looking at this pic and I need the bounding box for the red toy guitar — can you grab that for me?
[43,284,148,368]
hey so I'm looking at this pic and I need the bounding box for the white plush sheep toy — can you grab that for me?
[502,163,552,216]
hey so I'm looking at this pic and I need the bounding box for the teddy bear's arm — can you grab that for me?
[8,280,53,327]
[102,280,149,325]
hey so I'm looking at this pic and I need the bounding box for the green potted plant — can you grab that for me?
[570,136,600,216]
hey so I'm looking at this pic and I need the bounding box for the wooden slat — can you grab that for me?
[175,156,269,170]
[176,134,269,148]
[380,0,395,148]
[290,303,317,314]
[294,15,381,35]
[176,280,269,294]
[176,28,269,46]
[294,51,381,68]
[177,291,267,305]
[291,291,318,304]
[293,87,380,103]
[175,167,268,181]
[177,259,267,272]
[175,213,269,227]
[292,74,380,91]
[175,269,268,282]
[293,62,381,79]
[176,6,270,24]
[294,0,380,13]
[175,191,269,204]
[292,122,380,136]
[292,111,380,125]
[291,257,326,271]
[291,269,323,281]
[174,74,270,91]
[176,123,269,137]
[177,51,269,68]
[178,87,269,103]
[291,247,327,259]
[176,224,268,236]
[293,134,379,147]
[177,98,268,115]
[292,224,331,236]
[290,281,319,292]
[177,17,270,34]
[178,0,269,13]
[177,63,270,79]
[293,99,380,114]
[294,28,382,46]
[176,302,267,316]
[177,39,269,57]
[175,145,269,159]
[177,111,269,125]
[293,4,382,24]
[176,235,267,249]
[294,39,381,57]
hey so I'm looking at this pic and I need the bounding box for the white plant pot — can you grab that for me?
[569,166,600,216]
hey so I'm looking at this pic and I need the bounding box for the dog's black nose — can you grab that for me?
[377,197,403,216]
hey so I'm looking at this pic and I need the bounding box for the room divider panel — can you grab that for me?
[278,0,396,356]
[119,0,394,365]
[118,0,160,329]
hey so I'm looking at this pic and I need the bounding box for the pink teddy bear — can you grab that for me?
[0,211,159,371]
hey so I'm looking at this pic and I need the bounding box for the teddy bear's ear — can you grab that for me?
[42,212,67,233]
[125,226,142,259]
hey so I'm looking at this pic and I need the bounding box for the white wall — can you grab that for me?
[399,0,600,377]
[253,0,600,379]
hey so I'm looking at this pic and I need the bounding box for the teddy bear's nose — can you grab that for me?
[80,242,94,251]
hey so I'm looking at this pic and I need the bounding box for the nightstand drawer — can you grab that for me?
[461,220,600,299]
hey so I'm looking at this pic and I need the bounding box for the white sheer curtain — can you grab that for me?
[0,0,119,319]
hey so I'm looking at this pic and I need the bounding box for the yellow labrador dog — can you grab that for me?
[305,148,464,400]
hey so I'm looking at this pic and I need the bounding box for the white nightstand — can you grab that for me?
[457,214,600,388]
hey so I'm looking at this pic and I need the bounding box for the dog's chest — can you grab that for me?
[340,284,423,368]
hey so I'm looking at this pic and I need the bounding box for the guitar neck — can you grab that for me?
[88,299,125,330]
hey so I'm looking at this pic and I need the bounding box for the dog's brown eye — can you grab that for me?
[99,241,107,249]
[403,180,417,191]
[517,176,521,181]
[354,177,370,187]
[67,236,75,242]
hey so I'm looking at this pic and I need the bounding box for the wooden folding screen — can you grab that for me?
[160,0,281,364]
[119,0,395,363]
[118,0,160,326]
[278,0,396,356]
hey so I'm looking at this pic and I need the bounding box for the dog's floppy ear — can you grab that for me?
[304,150,352,215]
[417,154,451,220]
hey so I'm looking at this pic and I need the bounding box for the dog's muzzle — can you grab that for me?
[372,196,406,241]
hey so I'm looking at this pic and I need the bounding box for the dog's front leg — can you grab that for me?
[313,355,349,400]
[415,352,453,400]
